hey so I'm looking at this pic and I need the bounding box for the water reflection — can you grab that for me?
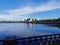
[48,24,60,29]
[53,25,60,28]
[27,23,60,29]
[27,23,34,29]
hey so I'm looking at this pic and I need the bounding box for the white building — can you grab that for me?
[24,18,36,23]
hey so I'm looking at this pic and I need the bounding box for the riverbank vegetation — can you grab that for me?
[37,18,60,24]
[32,18,60,26]
[0,21,24,23]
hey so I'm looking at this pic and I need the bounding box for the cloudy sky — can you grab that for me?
[0,0,60,21]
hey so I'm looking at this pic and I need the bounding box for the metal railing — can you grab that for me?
[0,34,60,45]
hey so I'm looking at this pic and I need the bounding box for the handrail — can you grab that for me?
[17,34,60,40]
[0,34,60,45]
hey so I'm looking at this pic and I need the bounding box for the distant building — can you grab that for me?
[24,18,37,23]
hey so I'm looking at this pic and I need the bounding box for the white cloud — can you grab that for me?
[0,14,28,21]
[0,0,60,21]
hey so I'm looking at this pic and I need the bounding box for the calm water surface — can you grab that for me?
[0,23,60,40]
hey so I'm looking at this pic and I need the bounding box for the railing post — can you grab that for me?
[3,36,18,45]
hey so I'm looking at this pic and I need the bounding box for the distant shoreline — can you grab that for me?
[0,21,59,24]
[0,18,60,26]
[0,22,59,27]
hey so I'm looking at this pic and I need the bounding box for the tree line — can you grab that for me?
[32,18,60,24]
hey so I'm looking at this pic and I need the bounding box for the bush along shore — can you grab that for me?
[24,18,60,26]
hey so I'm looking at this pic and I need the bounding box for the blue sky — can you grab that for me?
[0,0,60,21]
